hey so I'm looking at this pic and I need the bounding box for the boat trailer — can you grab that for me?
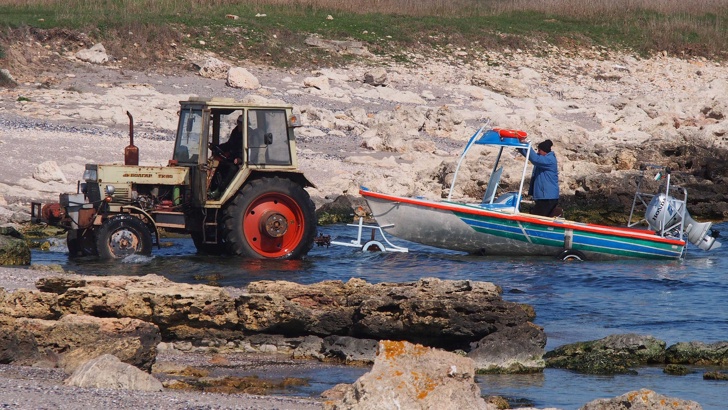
[314,217,408,253]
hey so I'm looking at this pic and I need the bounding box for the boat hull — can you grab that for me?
[362,190,685,260]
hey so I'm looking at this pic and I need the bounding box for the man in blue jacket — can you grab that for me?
[518,139,559,216]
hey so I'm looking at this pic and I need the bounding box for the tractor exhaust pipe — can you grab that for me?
[125,111,139,165]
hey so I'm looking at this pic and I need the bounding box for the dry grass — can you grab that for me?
[2,0,726,60]
[7,0,725,17]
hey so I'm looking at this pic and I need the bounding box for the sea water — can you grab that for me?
[30,222,728,409]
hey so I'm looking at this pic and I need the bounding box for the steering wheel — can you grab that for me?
[210,144,228,159]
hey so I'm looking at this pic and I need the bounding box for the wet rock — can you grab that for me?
[468,322,546,373]
[580,388,702,410]
[663,364,691,375]
[322,335,377,364]
[703,371,728,380]
[315,194,369,225]
[0,230,30,265]
[544,334,666,374]
[665,341,728,366]
[65,354,163,391]
[323,340,494,410]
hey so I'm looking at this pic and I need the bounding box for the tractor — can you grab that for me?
[33,97,318,260]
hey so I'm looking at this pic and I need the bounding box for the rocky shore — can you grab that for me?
[1,268,725,409]
[1,32,728,224]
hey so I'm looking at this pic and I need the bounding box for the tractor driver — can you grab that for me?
[209,115,244,199]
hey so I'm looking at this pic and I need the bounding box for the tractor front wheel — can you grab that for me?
[95,216,153,259]
[222,177,316,259]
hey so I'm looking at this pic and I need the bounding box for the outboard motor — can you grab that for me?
[645,193,721,251]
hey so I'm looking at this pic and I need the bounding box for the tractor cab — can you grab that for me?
[171,98,308,207]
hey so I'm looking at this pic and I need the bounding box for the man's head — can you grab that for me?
[537,139,553,155]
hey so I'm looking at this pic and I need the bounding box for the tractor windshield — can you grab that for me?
[174,108,204,164]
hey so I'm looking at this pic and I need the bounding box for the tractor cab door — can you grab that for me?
[246,109,292,166]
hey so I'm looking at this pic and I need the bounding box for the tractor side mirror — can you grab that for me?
[264,132,273,145]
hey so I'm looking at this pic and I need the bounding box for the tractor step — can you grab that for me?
[202,209,219,244]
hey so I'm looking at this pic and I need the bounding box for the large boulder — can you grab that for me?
[241,277,537,351]
[544,334,666,374]
[323,340,495,410]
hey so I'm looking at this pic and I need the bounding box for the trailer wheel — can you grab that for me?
[95,216,153,259]
[557,249,586,261]
[222,177,316,259]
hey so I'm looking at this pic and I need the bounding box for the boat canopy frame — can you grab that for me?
[447,123,532,213]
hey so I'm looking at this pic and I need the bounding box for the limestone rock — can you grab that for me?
[580,388,702,410]
[303,75,330,91]
[364,68,387,86]
[323,340,494,410]
[227,67,260,89]
[65,354,163,391]
[32,161,67,184]
[241,277,533,351]
[198,57,230,79]
[75,43,108,64]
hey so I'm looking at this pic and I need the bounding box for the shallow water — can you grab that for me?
[31,222,728,409]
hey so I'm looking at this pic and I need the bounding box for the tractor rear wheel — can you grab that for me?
[95,215,153,259]
[222,177,316,259]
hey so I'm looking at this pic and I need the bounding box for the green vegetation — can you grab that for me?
[0,0,726,66]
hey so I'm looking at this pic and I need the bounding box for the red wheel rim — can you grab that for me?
[242,192,306,258]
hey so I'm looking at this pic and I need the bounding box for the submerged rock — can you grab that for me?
[544,333,666,374]
[665,340,728,366]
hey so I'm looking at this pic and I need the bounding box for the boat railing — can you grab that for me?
[628,164,687,241]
